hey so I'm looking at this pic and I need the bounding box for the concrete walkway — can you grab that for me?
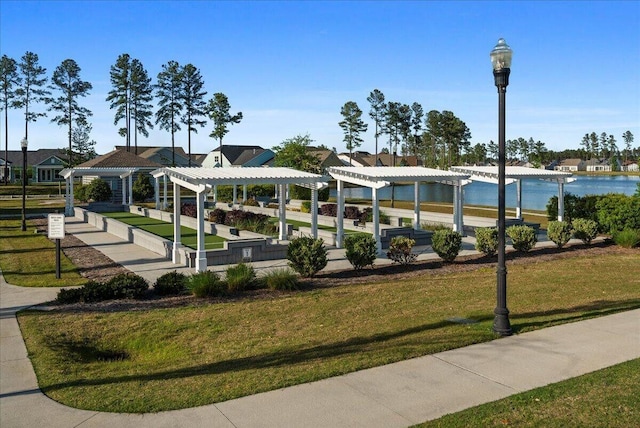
[1,217,639,427]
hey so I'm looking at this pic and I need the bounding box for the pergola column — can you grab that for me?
[278,183,287,241]
[454,181,465,235]
[233,185,237,205]
[336,180,344,248]
[557,180,565,222]
[413,181,421,230]
[213,184,217,204]
[195,188,207,272]
[163,177,168,209]
[128,174,133,205]
[121,177,126,205]
[172,182,182,264]
[372,187,381,253]
[516,179,522,220]
[243,185,247,202]
[154,176,160,210]
[311,187,318,239]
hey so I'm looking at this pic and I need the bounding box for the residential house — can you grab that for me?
[115,145,194,167]
[307,148,344,172]
[555,158,585,172]
[0,149,68,183]
[76,149,162,202]
[337,151,374,167]
[201,145,273,168]
[366,152,423,167]
[621,160,639,172]
[585,158,612,172]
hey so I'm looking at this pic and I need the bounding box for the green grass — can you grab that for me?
[416,358,640,427]
[18,249,640,412]
[0,197,66,216]
[101,212,226,250]
[0,219,87,287]
[273,217,369,235]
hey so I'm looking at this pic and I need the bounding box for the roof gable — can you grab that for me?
[77,149,162,168]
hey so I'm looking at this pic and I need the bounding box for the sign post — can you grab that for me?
[48,213,65,279]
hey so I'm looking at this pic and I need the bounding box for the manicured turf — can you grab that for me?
[101,212,226,249]
[18,249,640,412]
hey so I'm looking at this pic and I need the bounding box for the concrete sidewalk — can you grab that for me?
[1,217,639,427]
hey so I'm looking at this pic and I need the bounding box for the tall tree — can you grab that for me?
[272,134,321,173]
[129,59,154,155]
[1,55,20,184]
[49,59,93,167]
[397,103,412,156]
[423,110,443,168]
[367,89,386,157]
[486,140,498,162]
[106,54,132,151]
[180,64,207,166]
[15,51,50,139]
[622,130,634,162]
[384,101,402,164]
[207,92,242,167]
[580,133,591,159]
[64,122,97,166]
[338,101,367,165]
[408,102,424,158]
[155,60,184,166]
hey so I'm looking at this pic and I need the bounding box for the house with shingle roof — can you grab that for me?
[201,145,274,167]
[555,158,585,172]
[115,145,195,167]
[0,149,68,183]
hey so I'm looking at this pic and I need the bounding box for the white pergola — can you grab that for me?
[327,166,471,252]
[60,167,139,216]
[151,167,328,272]
[450,166,575,221]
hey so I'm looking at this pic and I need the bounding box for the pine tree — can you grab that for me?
[180,64,207,166]
[69,122,97,165]
[1,55,20,184]
[338,101,367,165]
[106,54,132,151]
[367,89,386,157]
[15,51,50,139]
[207,93,242,167]
[49,59,93,167]
[155,61,183,166]
[130,59,154,155]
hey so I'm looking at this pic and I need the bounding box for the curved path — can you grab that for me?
[1,219,638,427]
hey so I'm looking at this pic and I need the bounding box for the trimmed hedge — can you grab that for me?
[432,229,462,262]
[506,225,537,252]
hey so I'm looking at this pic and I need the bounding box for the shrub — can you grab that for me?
[344,234,377,270]
[181,203,197,218]
[56,287,86,304]
[208,208,227,224]
[386,236,417,265]
[86,178,112,202]
[248,184,275,197]
[74,184,88,203]
[360,208,391,225]
[187,271,225,298]
[595,193,640,234]
[320,203,338,217]
[287,236,328,277]
[344,206,361,219]
[612,229,640,248]
[107,273,149,299]
[154,271,188,296]
[571,218,598,244]
[132,173,154,202]
[546,193,600,223]
[263,268,299,291]
[300,201,312,213]
[432,229,462,262]
[506,225,537,252]
[547,221,573,248]
[225,263,256,293]
[242,198,260,207]
[474,227,498,256]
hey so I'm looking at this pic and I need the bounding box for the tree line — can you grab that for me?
[0,51,243,173]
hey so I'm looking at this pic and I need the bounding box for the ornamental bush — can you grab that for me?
[474,227,498,256]
[208,208,227,224]
[506,225,537,252]
[612,229,640,248]
[386,236,417,265]
[132,173,154,202]
[56,273,149,303]
[187,271,225,298]
[154,271,188,296]
[74,184,89,203]
[300,201,311,213]
[225,263,256,293]
[106,273,149,299]
[595,193,640,234]
[546,193,600,223]
[572,218,599,244]
[344,233,377,270]
[320,203,338,217]
[181,203,197,218]
[86,178,112,202]
[432,229,462,262]
[287,236,327,277]
[262,268,299,291]
[547,221,573,248]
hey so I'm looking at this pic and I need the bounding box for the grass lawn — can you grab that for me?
[0,219,87,287]
[17,249,640,413]
[272,217,366,235]
[416,358,640,427]
[0,197,66,216]
[101,212,226,250]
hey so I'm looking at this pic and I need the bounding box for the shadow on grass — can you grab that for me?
[35,298,640,393]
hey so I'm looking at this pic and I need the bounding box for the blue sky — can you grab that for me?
[1,1,639,156]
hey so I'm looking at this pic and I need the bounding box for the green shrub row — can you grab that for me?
[56,273,149,304]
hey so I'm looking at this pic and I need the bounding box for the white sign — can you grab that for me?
[48,214,66,240]
[242,247,252,260]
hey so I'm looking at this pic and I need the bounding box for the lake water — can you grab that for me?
[330,175,640,211]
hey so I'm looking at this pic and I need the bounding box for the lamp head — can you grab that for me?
[21,138,28,149]
[490,38,513,71]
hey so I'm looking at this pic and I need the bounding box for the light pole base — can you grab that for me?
[493,308,512,336]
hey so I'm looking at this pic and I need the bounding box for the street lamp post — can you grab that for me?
[21,137,28,232]
[491,38,513,336]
